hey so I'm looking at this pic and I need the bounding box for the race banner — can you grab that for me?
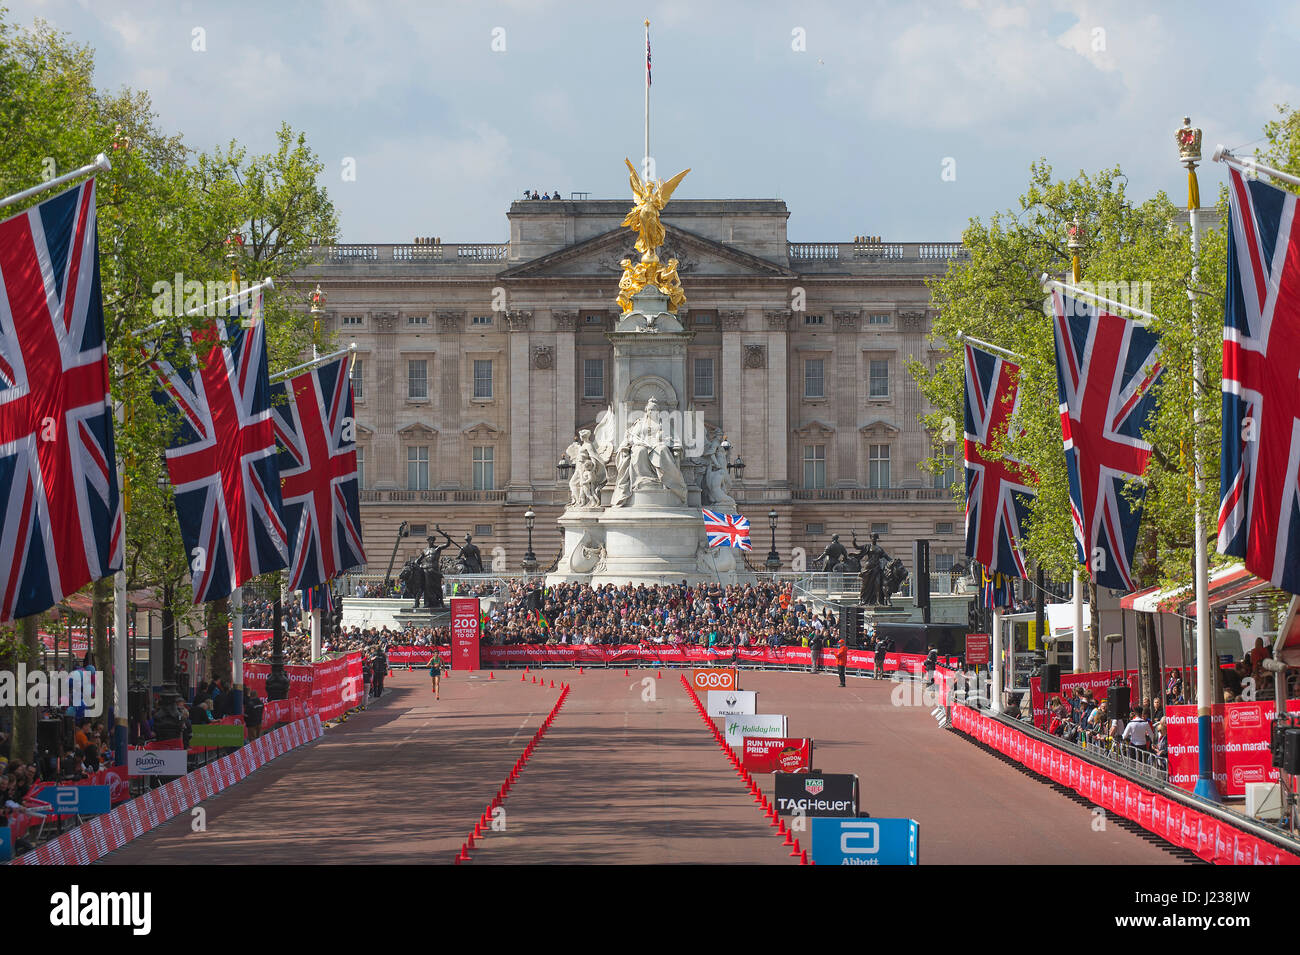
[706,689,757,716]
[1167,700,1300,796]
[811,817,918,865]
[723,714,787,747]
[774,772,859,817]
[965,633,990,666]
[451,597,481,671]
[127,749,187,776]
[1028,669,1141,730]
[742,737,812,774]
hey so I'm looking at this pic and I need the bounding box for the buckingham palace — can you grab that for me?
[296,195,970,578]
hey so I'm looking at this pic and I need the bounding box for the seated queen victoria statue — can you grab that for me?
[610,397,688,507]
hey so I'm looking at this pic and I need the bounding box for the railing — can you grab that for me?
[788,241,969,263]
[322,243,509,265]
[789,487,949,502]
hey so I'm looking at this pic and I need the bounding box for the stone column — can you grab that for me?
[372,311,398,489]
[719,310,744,441]
[833,310,861,487]
[436,311,463,488]
[505,309,532,501]
[554,309,578,464]
[765,309,790,487]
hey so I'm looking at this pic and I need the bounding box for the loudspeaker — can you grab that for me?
[913,540,931,622]
[1283,727,1300,775]
[1042,663,1061,694]
[37,719,63,754]
[1106,685,1130,718]
[840,606,861,648]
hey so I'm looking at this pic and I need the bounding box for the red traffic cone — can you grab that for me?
[467,832,476,849]
[531,675,537,684]
[789,839,801,858]
[521,672,526,682]
[579,667,584,674]
[656,670,661,679]
[624,669,629,677]
[489,671,495,680]
[801,849,810,865]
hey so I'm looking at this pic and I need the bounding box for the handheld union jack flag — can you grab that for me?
[272,355,366,591]
[152,306,288,604]
[963,342,1035,580]
[702,509,752,550]
[0,180,121,622]
[1219,169,1300,594]
[1051,289,1162,591]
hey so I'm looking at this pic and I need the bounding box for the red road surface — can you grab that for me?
[102,667,1190,865]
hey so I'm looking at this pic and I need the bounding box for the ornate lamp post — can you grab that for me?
[265,580,290,701]
[522,508,538,573]
[556,456,574,484]
[766,509,780,571]
[309,283,326,338]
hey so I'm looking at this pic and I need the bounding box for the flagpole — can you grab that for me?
[1067,221,1088,676]
[954,331,1024,362]
[1041,276,1157,324]
[270,342,356,382]
[1214,145,1300,189]
[0,153,111,213]
[1182,119,1220,803]
[644,18,651,175]
[132,277,276,339]
[112,358,130,766]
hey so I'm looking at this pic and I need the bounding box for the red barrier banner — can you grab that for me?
[1166,700,1300,796]
[386,646,448,666]
[244,662,314,700]
[451,597,481,671]
[741,737,812,774]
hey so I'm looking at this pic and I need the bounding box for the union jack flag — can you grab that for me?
[963,342,1035,579]
[151,301,288,604]
[272,355,366,591]
[1051,289,1162,591]
[702,509,751,550]
[0,180,121,622]
[1219,169,1300,594]
[646,25,652,87]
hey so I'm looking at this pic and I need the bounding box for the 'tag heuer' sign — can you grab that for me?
[774,772,859,817]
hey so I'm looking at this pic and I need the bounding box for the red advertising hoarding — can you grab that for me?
[451,597,481,671]
[741,737,813,774]
[965,633,990,666]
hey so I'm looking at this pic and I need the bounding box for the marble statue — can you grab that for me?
[610,397,687,507]
[564,429,607,508]
[699,428,737,512]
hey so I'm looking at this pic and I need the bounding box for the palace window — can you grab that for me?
[934,443,956,489]
[355,446,365,489]
[803,444,826,489]
[350,358,364,400]
[407,314,428,326]
[804,314,825,326]
[475,524,493,538]
[473,359,493,399]
[868,313,891,326]
[471,314,493,326]
[804,359,825,399]
[869,359,890,398]
[936,521,954,536]
[407,446,429,490]
[407,359,428,400]
[342,314,363,327]
[473,446,495,490]
[871,522,889,536]
[584,359,604,399]
[868,444,891,488]
[694,357,715,399]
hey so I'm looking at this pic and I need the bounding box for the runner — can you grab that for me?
[429,657,442,701]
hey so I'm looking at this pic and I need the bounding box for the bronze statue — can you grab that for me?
[854,532,889,606]
[814,534,849,572]
[458,533,484,574]
[419,527,454,609]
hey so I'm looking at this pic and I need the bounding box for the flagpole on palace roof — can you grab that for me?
[0,153,111,213]
[644,18,651,176]
[1181,118,1220,803]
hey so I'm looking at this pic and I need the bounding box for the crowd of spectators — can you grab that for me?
[1043,684,1168,766]
[468,580,833,648]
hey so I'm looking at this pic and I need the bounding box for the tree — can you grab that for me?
[911,160,1226,670]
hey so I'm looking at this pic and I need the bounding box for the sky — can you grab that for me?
[7,0,1298,243]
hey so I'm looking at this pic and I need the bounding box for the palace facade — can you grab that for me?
[297,197,969,580]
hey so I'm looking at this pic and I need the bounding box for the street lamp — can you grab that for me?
[556,455,574,483]
[522,508,538,573]
[766,509,780,571]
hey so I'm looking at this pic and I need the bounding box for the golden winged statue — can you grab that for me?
[622,159,689,259]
